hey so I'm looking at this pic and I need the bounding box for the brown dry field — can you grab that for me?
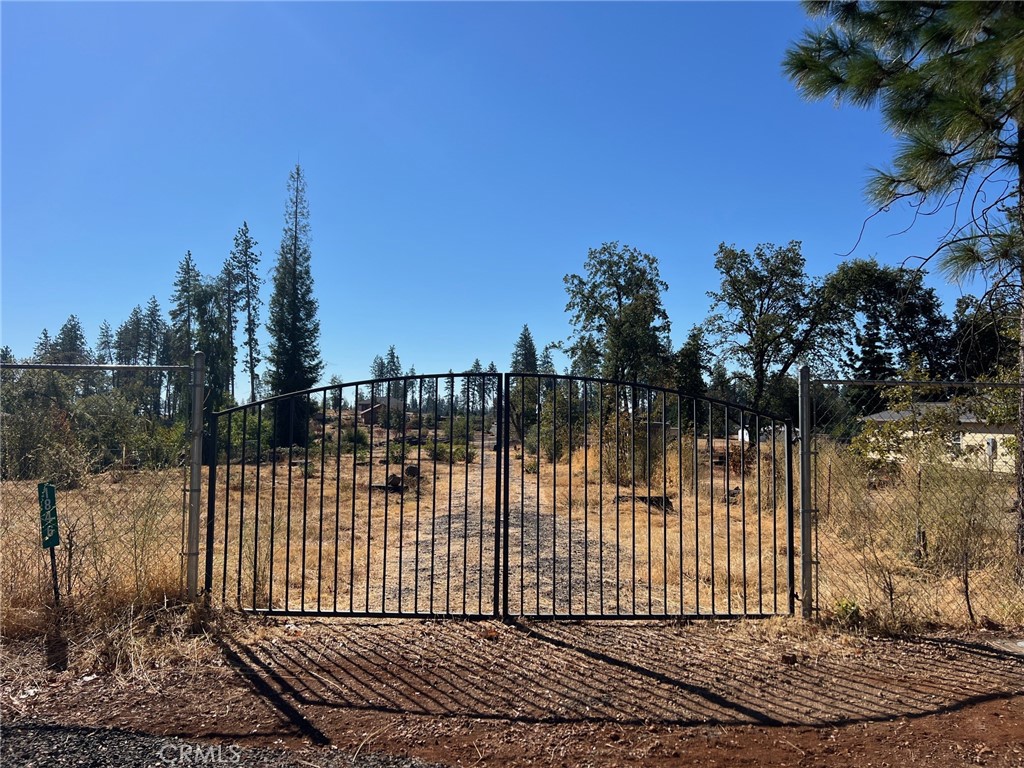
[4,616,1024,767]
[4,427,1024,766]
[203,430,794,619]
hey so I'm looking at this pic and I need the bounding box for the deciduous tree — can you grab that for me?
[564,242,671,384]
[830,259,952,378]
[705,241,842,413]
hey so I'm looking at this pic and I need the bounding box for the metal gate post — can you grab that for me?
[798,365,813,619]
[785,421,795,615]
[186,351,205,600]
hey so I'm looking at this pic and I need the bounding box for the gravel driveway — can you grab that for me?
[2,721,444,768]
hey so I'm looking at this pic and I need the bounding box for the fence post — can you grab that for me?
[798,365,813,619]
[186,351,205,600]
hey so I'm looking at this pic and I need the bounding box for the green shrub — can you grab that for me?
[340,425,369,448]
[388,441,410,464]
[427,441,476,463]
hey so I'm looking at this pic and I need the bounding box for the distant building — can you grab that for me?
[355,396,406,426]
[863,403,1014,473]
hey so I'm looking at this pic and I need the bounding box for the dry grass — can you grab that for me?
[209,439,501,615]
[813,439,1024,630]
[514,439,791,616]
[203,428,794,619]
[0,466,215,676]
[5,420,1019,676]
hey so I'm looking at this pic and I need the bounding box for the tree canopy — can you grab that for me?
[705,240,843,412]
[510,324,538,374]
[564,242,671,384]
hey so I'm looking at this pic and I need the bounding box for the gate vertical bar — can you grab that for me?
[187,351,205,600]
[798,365,813,619]
[497,374,508,619]
[204,412,218,603]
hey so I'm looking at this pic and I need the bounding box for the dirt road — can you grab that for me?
[5,618,1023,767]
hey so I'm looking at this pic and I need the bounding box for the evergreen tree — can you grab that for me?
[266,164,322,445]
[443,370,457,415]
[539,347,555,376]
[194,276,233,410]
[674,327,707,397]
[327,374,347,412]
[383,345,402,378]
[159,324,177,418]
[369,355,386,380]
[486,360,499,407]
[33,329,52,362]
[844,315,895,418]
[462,358,484,412]
[114,306,144,401]
[140,297,167,415]
[421,374,438,417]
[848,315,895,382]
[706,361,744,437]
[510,324,538,373]
[52,315,90,365]
[406,365,418,409]
[169,250,200,362]
[115,307,144,366]
[139,297,163,367]
[95,320,115,365]
[229,221,263,403]
[218,260,238,401]
[51,315,94,398]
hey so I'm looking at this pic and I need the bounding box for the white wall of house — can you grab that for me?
[957,425,1015,474]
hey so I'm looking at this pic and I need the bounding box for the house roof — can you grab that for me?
[863,402,989,426]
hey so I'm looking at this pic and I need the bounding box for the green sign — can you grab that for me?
[38,483,59,549]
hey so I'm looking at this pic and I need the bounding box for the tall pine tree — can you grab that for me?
[266,164,322,445]
[510,324,538,373]
[229,221,263,403]
[95,320,115,365]
[169,250,200,362]
[141,297,167,415]
[785,0,1024,580]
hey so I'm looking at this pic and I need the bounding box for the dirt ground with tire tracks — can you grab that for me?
[4,617,1024,767]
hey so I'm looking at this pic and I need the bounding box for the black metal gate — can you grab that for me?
[204,373,795,618]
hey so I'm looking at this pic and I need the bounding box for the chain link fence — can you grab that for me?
[1,365,192,639]
[810,379,1024,629]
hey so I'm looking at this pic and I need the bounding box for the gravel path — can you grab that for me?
[393,440,674,617]
[2,721,444,768]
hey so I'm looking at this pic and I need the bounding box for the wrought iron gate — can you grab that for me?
[204,373,795,619]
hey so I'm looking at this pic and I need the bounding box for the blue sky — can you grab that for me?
[2,1,976,388]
